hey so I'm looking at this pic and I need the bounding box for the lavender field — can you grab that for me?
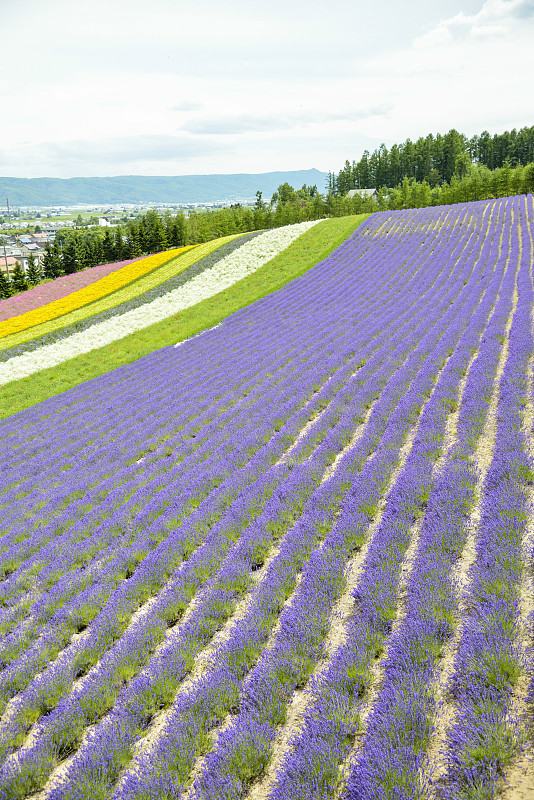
[1,194,533,800]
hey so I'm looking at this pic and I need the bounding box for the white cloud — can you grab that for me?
[181,105,392,136]
[415,0,533,45]
[0,0,531,178]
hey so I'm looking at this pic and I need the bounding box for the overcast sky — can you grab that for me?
[1,0,532,179]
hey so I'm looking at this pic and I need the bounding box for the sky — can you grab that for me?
[1,0,532,179]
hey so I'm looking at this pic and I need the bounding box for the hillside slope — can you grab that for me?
[0,198,533,799]
[0,215,365,417]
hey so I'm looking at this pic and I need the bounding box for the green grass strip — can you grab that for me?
[0,236,244,350]
[0,214,369,420]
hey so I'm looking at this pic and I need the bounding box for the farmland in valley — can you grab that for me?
[0,196,533,799]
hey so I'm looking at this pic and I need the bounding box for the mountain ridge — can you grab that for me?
[0,169,329,206]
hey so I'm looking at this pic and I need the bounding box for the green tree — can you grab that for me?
[150,215,167,252]
[523,163,534,193]
[0,270,12,298]
[498,159,513,196]
[75,237,91,271]
[26,252,41,285]
[271,183,297,205]
[173,214,188,247]
[42,241,62,279]
[126,222,143,256]
[61,238,79,274]
[114,226,124,260]
[454,152,472,180]
[426,168,441,188]
[12,261,28,292]
[102,229,115,262]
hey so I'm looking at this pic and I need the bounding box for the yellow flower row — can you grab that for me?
[0,234,245,351]
[0,246,195,340]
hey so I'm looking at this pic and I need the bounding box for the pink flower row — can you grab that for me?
[0,257,144,322]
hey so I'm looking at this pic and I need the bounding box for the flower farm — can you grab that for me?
[0,196,533,800]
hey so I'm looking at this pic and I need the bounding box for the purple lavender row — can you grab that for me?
[338,195,520,798]
[0,205,482,792]
[5,205,478,792]
[0,202,476,688]
[94,202,492,800]
[0,203,452,548]
[0,212,420,560]
[184,201,504,800]
[0,205,462,792]
[0,212,394,462]
[52,262,463,800]
[0,205,443,491]
[2,304,384,592]
[0,344,343,620]
[0,208,456,664]
[0,310,420,792]
[0,208,414,520]
[267,197,510,800]
[0,208,452,776]
[0,248,432,668]
[0,459,296,777]
[0,338,392,720]
[0,202,472,664]
[434,197,534,798]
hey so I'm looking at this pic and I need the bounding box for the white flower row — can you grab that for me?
[0,220,320,386]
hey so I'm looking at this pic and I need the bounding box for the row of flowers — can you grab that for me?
[0,198,531,799]
[0,232,262,362]
[0,257,144,323]
[0,222,319,385]
[0,216,388,688]
[0,247,196,340]
[0,205,448,792]
[0,208,422,793]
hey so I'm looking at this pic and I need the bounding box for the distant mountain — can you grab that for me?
[0,169,329,206]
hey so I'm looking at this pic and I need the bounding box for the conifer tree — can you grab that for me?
[26,252,41,285]
[114,226,124,260]
[42,241,62,279]
[61,238,78,275]
[11,261,28,292]
[102,229,115,262]
[0,270,11,298]
[173,214,188,246]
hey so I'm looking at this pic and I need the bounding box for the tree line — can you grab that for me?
[1,145,534,299]
[0,195,353,297]
[329,125,534,194]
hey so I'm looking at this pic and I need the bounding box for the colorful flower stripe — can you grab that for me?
[0,258,144,322]
[0,235,247,353]
[0,221,320,385]
[0,232,262,361]
[0,247,196,339]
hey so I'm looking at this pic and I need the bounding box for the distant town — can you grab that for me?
[0,200,256,277]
